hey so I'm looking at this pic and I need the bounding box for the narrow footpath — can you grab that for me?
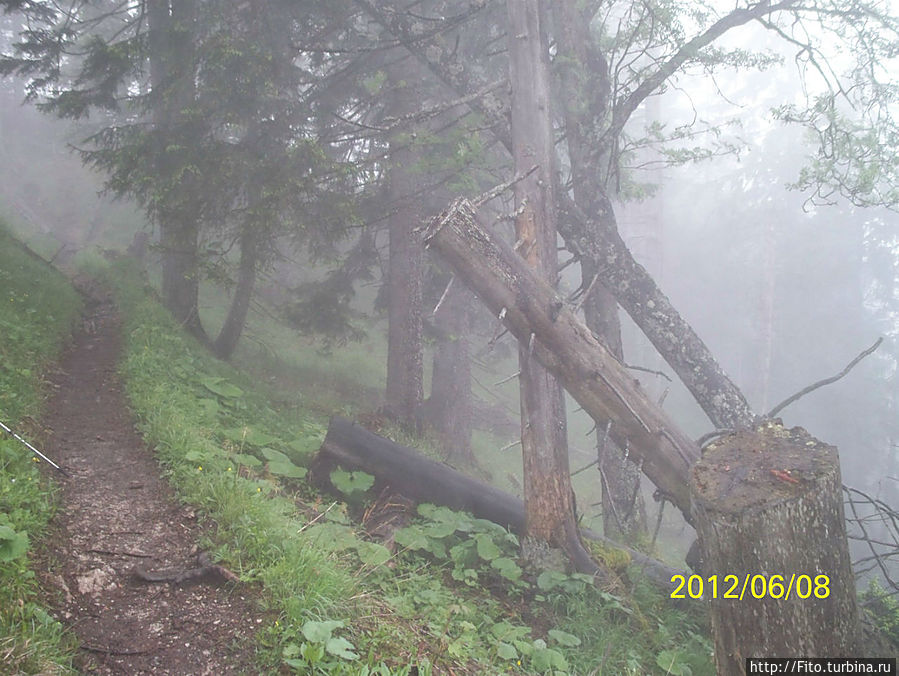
[38,283,265,675]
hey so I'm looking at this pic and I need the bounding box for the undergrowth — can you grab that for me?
[88,257,713,675]
[0,221,82,674]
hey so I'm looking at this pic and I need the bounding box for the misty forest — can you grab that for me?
[0,0,898,673]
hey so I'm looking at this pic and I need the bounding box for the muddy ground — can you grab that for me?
[36,285,268,675]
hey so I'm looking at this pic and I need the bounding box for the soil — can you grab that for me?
[36,283,268,675]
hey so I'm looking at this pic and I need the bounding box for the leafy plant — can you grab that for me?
[0,519,29,562]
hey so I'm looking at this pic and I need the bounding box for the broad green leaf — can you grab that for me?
[474,533,502,561]
[267,461,307,479]
[548,629,581,647]
[491,556,522,581]
[496,642,518,660]
[261,448,292,464]
[222,426,278,446]
[490,621,531,641]
[356,541,391,566]
[531,646,568,672]
[231,453,262,468]
[0,524,28,561]
[394,526,447,558]
[330,469,375,494]
[197,398,219,416]
[420,521,458,539]
[307,523,357,552]
[536,570,567,591]
[288,436,320,454]
[657,650,693,676]
[325,636,358,660]
[302,619,343,643]
[201,377,243,399]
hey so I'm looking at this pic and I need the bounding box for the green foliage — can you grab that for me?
[330,469,375,495]
[0,222,81,672]
[395,504,523,587]
[861,581,899,644]
[90,257,717,674]
[0,518,29,562]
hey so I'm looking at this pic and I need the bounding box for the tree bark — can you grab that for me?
[505,0,596,574]
[213,227,258,360]
[424,278,475,465]
[356,2,756,431]
[422,198,700,518]
[552,0,646,540]
[148,0,208,344]
[691,422,860,672]
[384,58,424,428]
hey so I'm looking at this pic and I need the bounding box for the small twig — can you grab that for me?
[594,370,651,434]
[624,363,672,382]
[697,428,734,449]
[86,548,153,559]
[298,502,337,534]
[473,164,540,207]
[650,499,667,552]
[431,276,454,317]
[572,273,602,314]
[494,371,520,386]
[766,337,883,419]
[499,439,522,452]
[571,458,598,477]
[657,387,670,407]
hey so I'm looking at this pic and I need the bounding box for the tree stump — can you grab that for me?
[691,421,860,674]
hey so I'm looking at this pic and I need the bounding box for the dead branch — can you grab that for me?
[133,552,239,585]
[765,337,883,419]
[624,363,672,382]
[473,164,539,207]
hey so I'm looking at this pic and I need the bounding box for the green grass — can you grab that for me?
[0,220,82,674]
[83,256,715,675]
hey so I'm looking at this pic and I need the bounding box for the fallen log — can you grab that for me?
[421,198,700,517]
[313,417,682,586]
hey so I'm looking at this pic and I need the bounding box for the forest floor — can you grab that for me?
[35,279,266,675]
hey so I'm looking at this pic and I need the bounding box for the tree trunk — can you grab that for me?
[551,0,647,540]
[422,198,700,517]
[505,0,596,574]
[213,228,258,360]
[313,416,681,587]
[158,214,207,342]
[691,422,860,672]
[384,59,424,428]
[148,0,208,344]
[424,278,475,465]
[354,3,756,431]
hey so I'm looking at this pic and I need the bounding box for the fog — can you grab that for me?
[1,0,897,664]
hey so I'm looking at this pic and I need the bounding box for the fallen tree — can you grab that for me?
[420,197,700,517]
[312,416,682,586]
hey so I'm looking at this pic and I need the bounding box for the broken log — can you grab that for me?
[691,421,860,671]
[314,417,681,586]
[421,198,700,517]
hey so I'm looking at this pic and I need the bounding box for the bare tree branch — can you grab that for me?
[766,337,884,419]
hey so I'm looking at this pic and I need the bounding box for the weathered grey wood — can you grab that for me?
[421,198,700,517]
[314,417,682,586]
[316,417,524,531]
[691,421,859,672]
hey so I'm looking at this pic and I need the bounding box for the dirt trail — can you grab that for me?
[38,284,266,675]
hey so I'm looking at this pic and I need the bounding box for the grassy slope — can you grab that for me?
[0,221,82,673]
[86,257,714,676]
